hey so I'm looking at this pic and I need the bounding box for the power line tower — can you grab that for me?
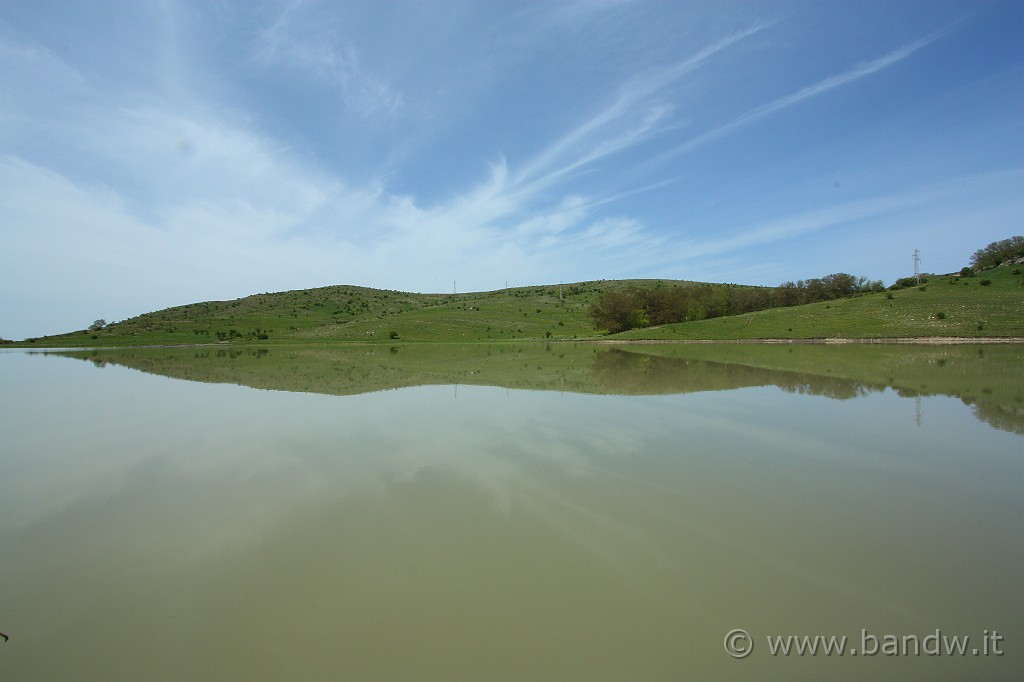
[913,249,921,284]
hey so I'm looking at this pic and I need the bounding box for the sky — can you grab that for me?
[1,0,1022,339]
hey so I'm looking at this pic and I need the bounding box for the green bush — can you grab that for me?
[980,279,992,286]
[935,311,946,320]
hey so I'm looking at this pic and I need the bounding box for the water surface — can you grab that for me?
[1,344,1021,680]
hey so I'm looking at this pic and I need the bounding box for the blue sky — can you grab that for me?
[1,0,1022,339]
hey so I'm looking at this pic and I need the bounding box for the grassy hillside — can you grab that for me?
[16,280,693,347]
[612,265,1024,340]
[12,265,1023,347]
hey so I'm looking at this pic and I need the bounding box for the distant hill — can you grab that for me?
[14,279,706,347]
[612,265,1024,341]
[10,266,1023,347]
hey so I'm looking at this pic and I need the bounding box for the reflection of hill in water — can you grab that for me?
[592,349,877,400]
[55,342,1024,434]
[972,402,1024,435]
[605,343,1024,435]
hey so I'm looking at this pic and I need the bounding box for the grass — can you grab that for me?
[9,266,1023,347]
[10,279,695,347]
[612,265,1024,340]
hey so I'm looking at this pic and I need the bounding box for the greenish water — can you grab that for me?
[1,344,1021,680]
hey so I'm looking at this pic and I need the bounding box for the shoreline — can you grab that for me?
[589,337,1024,345]
[5,336,1024,351]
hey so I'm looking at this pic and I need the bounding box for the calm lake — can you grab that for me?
[1,343,1021,681]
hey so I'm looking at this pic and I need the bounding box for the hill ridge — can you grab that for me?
[8,267,1023,347]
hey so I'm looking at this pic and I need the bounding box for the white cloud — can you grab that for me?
[253,2,405,118]
[660,31,949,160]
[0,85,668,336]
[1,3,1018,339]
[514,22,769,188]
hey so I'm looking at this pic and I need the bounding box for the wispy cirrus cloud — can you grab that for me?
[659,30,950,160]
[0,18,959,332]
[3,0,1016,342]
[253,2,405,118]
[666,184,953,263]
[646,168,1024,279]
[0,82,664,337]
[514,21,770,189]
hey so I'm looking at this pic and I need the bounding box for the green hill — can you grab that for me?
[611,265,1024,340]
[16,279,695,347]
[12,265,1023,348]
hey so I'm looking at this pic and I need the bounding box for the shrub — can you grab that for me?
[935,311,947,320]
[959,266,976,277]
[389,330,400,339]
[980,279,992,286]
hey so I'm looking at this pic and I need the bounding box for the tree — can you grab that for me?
[775,281,801,307]
[821,273,860,299]
[587,289,649,333]
[970,236,1024,270]
[88,319,107,332]
[586,272,879,332]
